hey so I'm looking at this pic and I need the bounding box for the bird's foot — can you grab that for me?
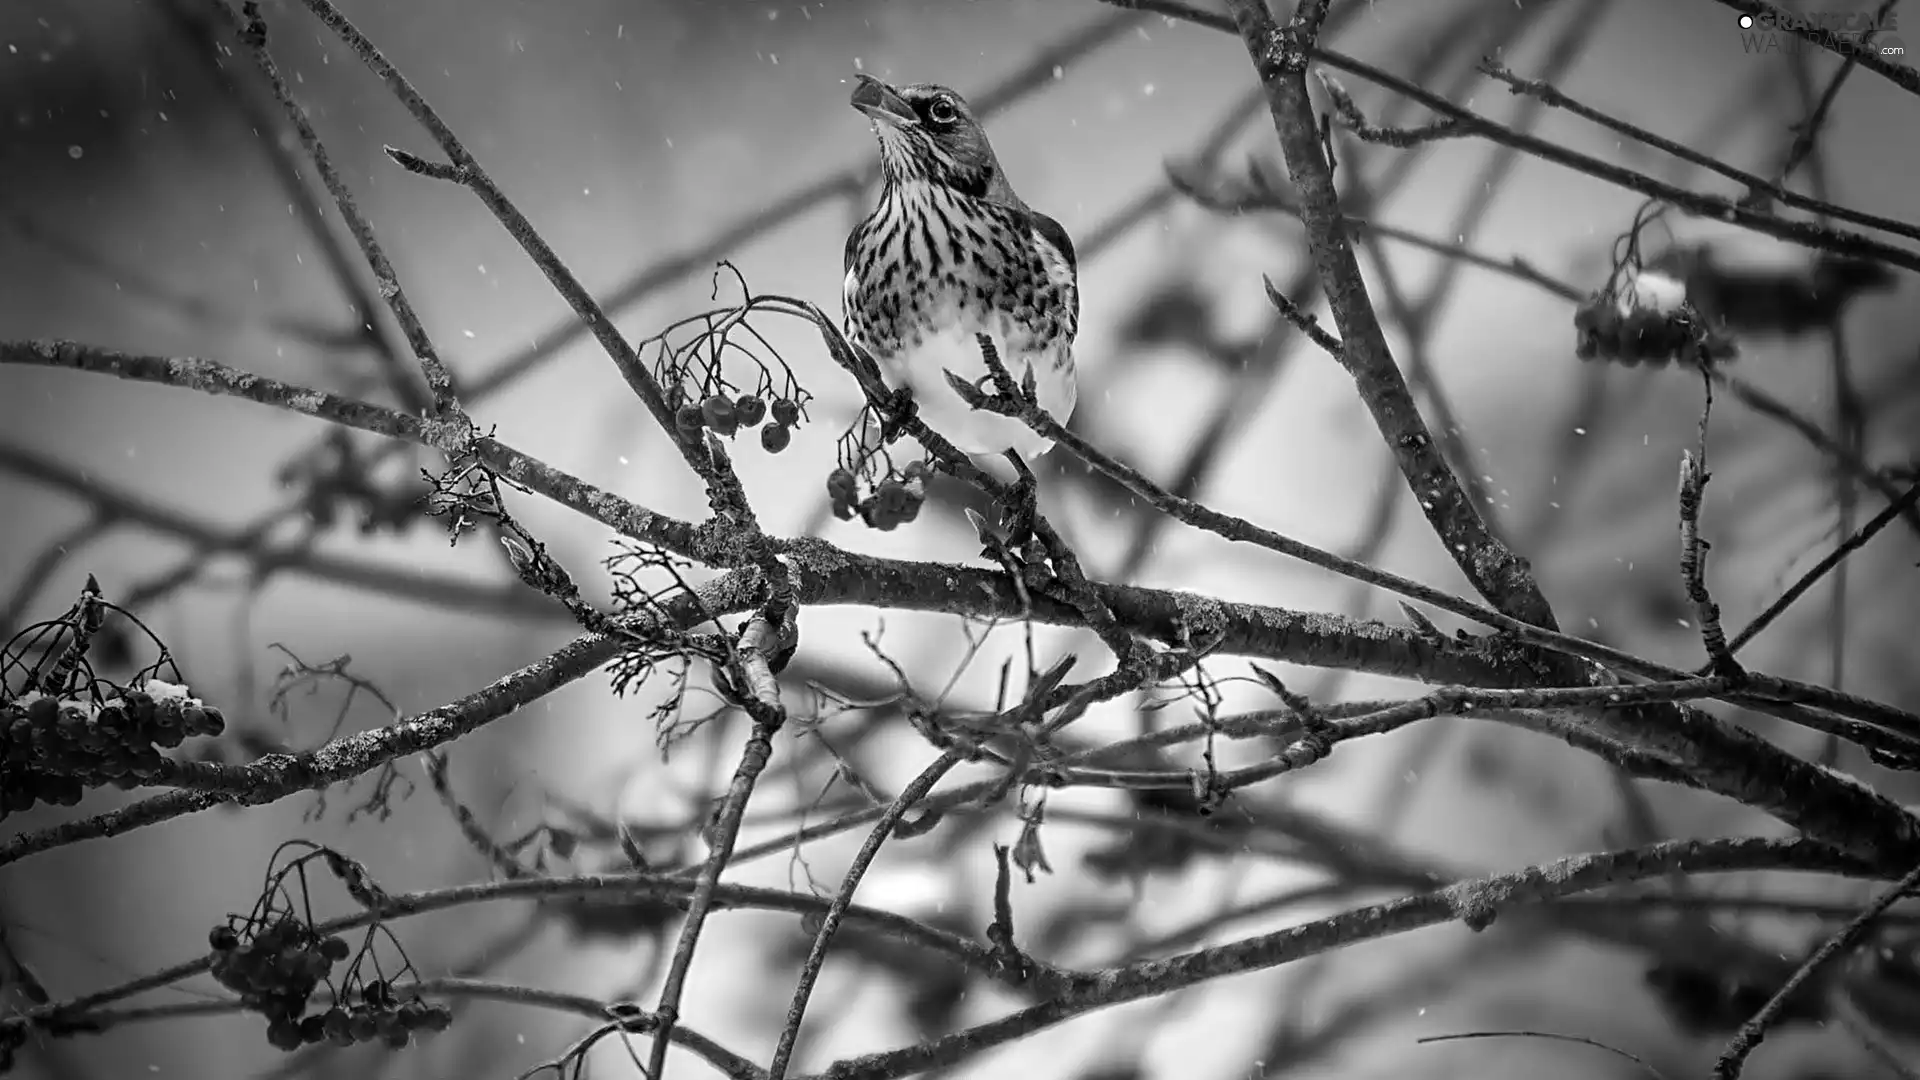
[1002,450,1039,552]
[966,505,1057,601]
[878,386,917,443]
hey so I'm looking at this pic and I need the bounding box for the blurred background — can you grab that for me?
[3,0,1919,1077]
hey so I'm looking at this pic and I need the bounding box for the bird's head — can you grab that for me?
[850,74,1011,201]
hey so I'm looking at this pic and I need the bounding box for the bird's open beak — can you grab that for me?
[850,74,916,127]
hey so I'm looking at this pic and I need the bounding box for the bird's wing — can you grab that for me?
[1028,210,1076,274]
[841,226,865,339]
[1028,209,1079,328]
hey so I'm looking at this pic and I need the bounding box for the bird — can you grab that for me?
[840,73,1079,491]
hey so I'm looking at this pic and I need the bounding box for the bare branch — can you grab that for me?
[805,837,1882,1080]
[1223,0,1557,628]
[1678,377,1745,678]
[1712,0,1920,99]
[1726,479,1920,656]
[1771,0,1903,183]
[278,0,767,531]
[1477,56,1920,244]
[220,0,466,423]
[646,604,798,1080]
[1713,858,1920,1079]
[1109,0,1920,272]
[0,340,708,560]
[767,750,972,1080]
[0,586,746,868]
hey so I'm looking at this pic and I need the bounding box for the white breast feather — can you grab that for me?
[847,185,1076,460]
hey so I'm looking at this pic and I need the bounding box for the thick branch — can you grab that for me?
[30,330,1917,748]
[1223,0,1557,629]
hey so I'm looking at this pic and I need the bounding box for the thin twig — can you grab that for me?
[0,440,552,619]
[1337,0,1607,545]
[645,610,792,1080]
[1828,979,1920,1080]
[1711,0,1920,98]
[1711,367,1920,537]
[1477,56,1920,244]
[1677,376,1743,677]
[17,978,763,1080]
[159,0,427,410]
[1418,1030,1668,1079]
[1772,0,1903,184]
[1262,279,1343,354]
[283,0,757,529]
[1182,164,1920,540]
[1225,0,1559,628]
[1173,168,1587,302]
[6,838,1878,1074]
[1725,479,1920,656]
[222,0,465,423]
[799,837,1881,1080]
[767,750,972,1080]
[1106,0,1920,272]
[1713,858,1920,1079]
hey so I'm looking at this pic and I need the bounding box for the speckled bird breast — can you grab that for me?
[842,182,1077,372]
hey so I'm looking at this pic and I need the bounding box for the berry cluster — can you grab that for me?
[828,462,928,531]
[673,392,803,454]
[281,987,452,1051]
[1573,270,1736,369]
[0,682,225,817]
[209,916,342,1032]
[208,916,449,1053]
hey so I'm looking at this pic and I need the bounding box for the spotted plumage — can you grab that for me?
[842,75,1078,460]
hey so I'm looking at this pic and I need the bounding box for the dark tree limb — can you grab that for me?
[1222,0,1558,629]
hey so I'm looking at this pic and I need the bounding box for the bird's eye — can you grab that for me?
[927,98,958,124]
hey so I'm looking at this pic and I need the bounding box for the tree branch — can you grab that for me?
[1108,0,1920,272]
[807,837,1882,1080]
[1712,0,1920,98]
[219,0,464,421]
[1223,0,1558,628]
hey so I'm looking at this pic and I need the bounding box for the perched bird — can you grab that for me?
[841,73,1079,471]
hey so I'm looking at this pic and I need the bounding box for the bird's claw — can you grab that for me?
[878,387,917,442]
[966,503,1057,599]
[1002,450,1039,552]
[1004,490,1037,552]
